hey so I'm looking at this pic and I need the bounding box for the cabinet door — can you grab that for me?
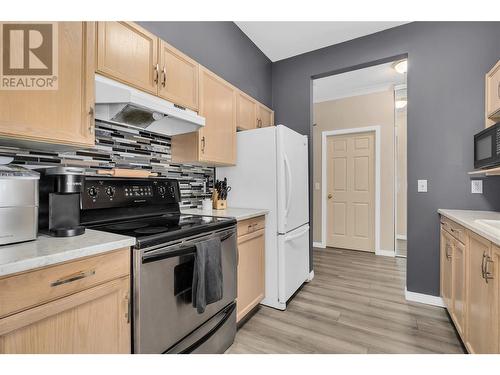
[198,66,236,165]
[440,228,453,309]
[237,229,265,322]
[158,40,198,111]
[97,22,158,95]
[486,60,500,121]
[0,277,131,354]
[466,232,494,353]
[236,92,257,131]
[0,22,95,148]
[451,239,466,338]
[257,104,274,128]
[491,245,500,353]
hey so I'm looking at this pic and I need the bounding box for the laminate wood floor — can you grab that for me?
[227,247,466,354]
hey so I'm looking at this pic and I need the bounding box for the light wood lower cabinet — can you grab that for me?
[451,239,466,338]
[236,216,265,322]
[0,22,95,149]
[440,216,499,353]
[440,228,453,309]
[0,248,131,354]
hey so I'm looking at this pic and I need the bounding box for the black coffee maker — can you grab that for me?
[38,167,86,237]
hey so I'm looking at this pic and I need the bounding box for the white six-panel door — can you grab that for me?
[326,132,375,252]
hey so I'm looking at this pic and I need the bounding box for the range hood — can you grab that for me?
[94,74,205,136]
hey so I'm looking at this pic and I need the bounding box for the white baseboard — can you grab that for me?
[375,249,395,257]
[313,242,325,248]
[306,270,315,282]
[396,234,407,241]
[405,288,445,307]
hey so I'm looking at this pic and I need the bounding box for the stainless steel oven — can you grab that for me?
[133,225,237,354]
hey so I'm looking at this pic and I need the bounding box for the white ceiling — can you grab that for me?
[313,61,406,103]
[235,22,409,62]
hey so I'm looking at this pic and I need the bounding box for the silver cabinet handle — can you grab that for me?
[162,65,167,87]
[88,106,95,135]
[201,136,206,153]
[51,269,96,287]
[485,255,494,283]
[498,82,500,99]
[153,64,159,84]
[481,252,487,279]
[445,243,452,260]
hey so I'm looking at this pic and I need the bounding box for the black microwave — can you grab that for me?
[474,122,500,169]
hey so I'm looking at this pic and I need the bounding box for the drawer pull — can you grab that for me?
[445,243,452,260]
[485,256,494,283]
[50,270,96,287]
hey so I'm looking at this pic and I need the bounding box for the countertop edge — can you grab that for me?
[438,209,500,247]
[0,237,136,278]
[181,208,269,221]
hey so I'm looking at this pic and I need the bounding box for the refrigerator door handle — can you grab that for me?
[285,225,309,242]
[284,153,293,219]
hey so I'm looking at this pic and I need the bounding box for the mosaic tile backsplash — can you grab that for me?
[0,120,214,209]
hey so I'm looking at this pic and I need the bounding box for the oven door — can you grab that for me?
[133,227,237,354]
[474,124,500,169]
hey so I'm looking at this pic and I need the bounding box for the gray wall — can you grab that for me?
[138,22,272,107]
[272,22,500,296]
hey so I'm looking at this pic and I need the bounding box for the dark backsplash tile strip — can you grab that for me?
[0,120,214,209]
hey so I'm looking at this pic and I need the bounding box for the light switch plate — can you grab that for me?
[418,179,427,193]
[315,182,320,190]
[471,180,483,194]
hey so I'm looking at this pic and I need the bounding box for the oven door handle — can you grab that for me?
[142,230,236,264]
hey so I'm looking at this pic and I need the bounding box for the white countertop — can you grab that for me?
[182,207,269,221]
[0,230,136,277]
[438,209,500,246]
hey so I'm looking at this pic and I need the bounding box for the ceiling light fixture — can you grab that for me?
[395,100,407,109]
[393,60,408,74]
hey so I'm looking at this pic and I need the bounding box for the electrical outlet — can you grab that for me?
[315,182,320,190]
[417,179,427,193]
[471,180,483,194]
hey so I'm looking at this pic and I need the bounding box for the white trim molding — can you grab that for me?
[405,288,445,308]
[320,126,384,255]
[375,249,396,257]
[396,234,407,241]
[313,241,326,248]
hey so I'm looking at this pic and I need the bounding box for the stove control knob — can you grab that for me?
[158,186,166,196]
[88,186,98,198]
[105,186,115,198]
[168,185,175,197]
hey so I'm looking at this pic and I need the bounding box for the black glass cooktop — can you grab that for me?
[89,213,236,249]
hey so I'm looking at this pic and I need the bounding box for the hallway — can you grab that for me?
[227,247,465,354]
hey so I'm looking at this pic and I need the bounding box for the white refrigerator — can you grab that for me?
[217,125,310,310]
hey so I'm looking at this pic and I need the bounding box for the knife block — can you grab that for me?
[212,191,227,210]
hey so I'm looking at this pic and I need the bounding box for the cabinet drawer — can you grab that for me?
[0,248,130,319]
[440,216,466,244]
[237,216,266,237]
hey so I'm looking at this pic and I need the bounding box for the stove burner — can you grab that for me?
[106,222,149,231]
[135,226,170,234]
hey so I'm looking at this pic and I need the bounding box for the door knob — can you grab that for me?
[328,193,333,199]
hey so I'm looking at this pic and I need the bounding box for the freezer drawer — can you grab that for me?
[278,224,310,303]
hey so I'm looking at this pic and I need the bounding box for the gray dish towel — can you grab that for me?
[192,237,223,314]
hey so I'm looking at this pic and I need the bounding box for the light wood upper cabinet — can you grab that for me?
[171,66,236,166]
[486,60,500,126]
[0,22,95,149]
[97,22,158,95]
[158,40,199,111]
[451,239,466,338]
[466,232,495,354]
[199,67,236,164]
[236,216,265,323]
[237,92,258,131]
[440,228,453,309]
[258,104,274,128]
